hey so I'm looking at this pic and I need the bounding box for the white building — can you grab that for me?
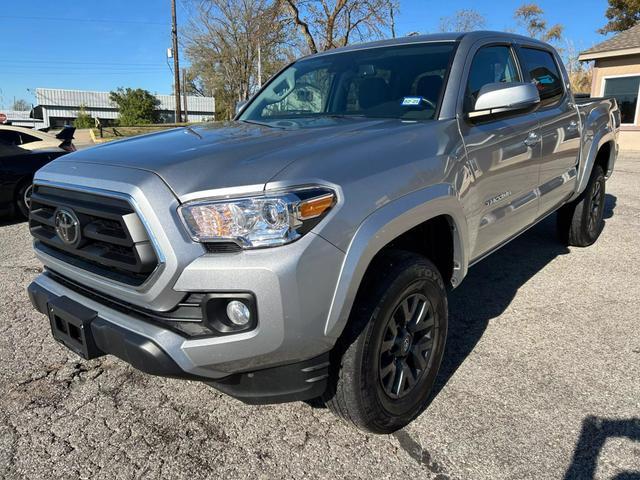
[0,110,45,128]
[34,88,216,128]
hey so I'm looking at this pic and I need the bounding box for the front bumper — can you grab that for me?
[29,224,343,378]
[29,161,346,402]
[28,280,331,404]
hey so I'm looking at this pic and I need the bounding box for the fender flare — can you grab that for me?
[323,183,469,339]
[571,125,617,202]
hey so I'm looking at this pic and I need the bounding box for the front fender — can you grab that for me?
[323,183,468,339]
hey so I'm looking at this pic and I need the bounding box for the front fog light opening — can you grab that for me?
[202,293,257,334]
[226,300,251,326]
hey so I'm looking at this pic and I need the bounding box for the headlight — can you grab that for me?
[178,187,336,248]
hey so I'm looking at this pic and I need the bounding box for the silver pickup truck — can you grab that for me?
[27,31,619,433]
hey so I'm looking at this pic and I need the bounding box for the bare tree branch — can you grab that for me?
[282,0,396,53]
[282,0,319,53]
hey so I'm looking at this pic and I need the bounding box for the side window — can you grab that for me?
[0,130,22,146]
[519,47,564,107]
[19,133,42,145]
[261,69,333,118]
[465,45,521,112]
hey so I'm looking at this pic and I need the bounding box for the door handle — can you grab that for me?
[524,131,541,147]
[567,120,579,132]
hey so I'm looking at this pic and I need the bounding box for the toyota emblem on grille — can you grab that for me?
[54,208,80,245]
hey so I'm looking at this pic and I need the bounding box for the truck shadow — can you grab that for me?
[604,192,617,219]
[564,416,640,480]
[0,216,26,227]
[431,194,617,399]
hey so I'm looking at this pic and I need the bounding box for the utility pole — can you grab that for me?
[182,68,188,123]
[257,43,262,89]
[171,0,182,123]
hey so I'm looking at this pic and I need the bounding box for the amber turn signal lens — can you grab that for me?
[298,193,335,220]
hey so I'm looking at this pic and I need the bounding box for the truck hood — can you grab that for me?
[53,118,419,199]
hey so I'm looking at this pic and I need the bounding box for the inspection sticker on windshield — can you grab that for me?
[401,97,423,106]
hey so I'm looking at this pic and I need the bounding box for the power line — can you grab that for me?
[0,65,166,75]
[1,66,168,71]
[0,59,167,66]
[1,71,168,76]
[0,15,166,26]
[2,67,168,72]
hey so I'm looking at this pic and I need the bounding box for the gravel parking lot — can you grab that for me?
[0,155,638,480]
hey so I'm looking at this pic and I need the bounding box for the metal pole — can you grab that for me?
[171,0,182,123]
[182,68,188,123]
[257,43,262,89]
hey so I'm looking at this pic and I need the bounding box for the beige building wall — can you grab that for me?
[619,131,640,150]
[591,54,640,109]
[590,54,640,150]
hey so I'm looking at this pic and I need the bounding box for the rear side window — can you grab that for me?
[465,45,521,112]
[519,47,564,107]
[0,130,22,145]
[19,132,42,145]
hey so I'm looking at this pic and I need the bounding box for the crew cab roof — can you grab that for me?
[308,31,553,59]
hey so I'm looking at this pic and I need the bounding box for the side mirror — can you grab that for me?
[468,82,540,119]
[235,100,248,115]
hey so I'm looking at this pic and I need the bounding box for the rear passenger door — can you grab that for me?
[0,143,24,211]
[517,46,581,215]
[458,43,542,260]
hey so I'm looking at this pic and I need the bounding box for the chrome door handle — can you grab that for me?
[524,131,541,147]
[567,120,579,132]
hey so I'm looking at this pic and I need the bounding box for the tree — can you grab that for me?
[11,99,30,111]
[281,0,398,54]
[599,0,640,34]
[565,41,592,94]
[73,104,94,129]
[184,0,399,118]
[109,88,160,126]
[185,0,294,119]
[514,3,563,43]
[439,9,486,33]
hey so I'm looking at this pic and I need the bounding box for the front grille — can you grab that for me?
[29,185,158,286]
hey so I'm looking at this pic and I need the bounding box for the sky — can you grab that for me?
[0,0,612,109]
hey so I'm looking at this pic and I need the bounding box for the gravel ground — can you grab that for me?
[0,155,639,480]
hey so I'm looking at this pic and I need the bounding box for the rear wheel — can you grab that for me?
[16,182,33,219]
[324,250,448,433]
[557,165,606,247]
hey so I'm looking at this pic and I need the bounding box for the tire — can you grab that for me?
[557,165,606,247]
[16,181,34,219]
[324,250,448,434]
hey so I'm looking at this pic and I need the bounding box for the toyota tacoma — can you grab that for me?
[27,31,619,433]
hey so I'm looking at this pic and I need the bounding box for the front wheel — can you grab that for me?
[324,250,448,433]
[16,182,33,219]
[557,165,606,247]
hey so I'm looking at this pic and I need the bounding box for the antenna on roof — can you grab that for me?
[406,31,420,37]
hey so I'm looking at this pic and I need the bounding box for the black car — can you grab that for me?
[0,142,69,218]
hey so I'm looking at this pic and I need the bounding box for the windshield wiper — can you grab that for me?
[320,114,367,119]
[240,119,274,127]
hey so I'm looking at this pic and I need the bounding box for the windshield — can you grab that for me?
[239,42,456,124]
